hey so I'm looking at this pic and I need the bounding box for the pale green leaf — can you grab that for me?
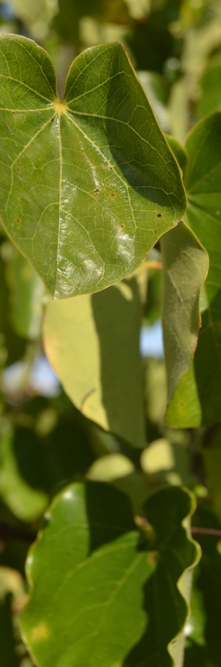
[86,453,150,511]
[0,35,186,298]
[21,483,199,667]
[4,0,58,39]
[197,55,221,119]
[43,279,145,448]
[140,437,197,487]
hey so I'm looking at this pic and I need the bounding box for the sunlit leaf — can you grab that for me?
[43,278,145,448]
[0,35,185,298]
[21,482,199,667]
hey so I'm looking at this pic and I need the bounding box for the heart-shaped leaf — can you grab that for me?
[21,483,199,667]
[0,35,185,298]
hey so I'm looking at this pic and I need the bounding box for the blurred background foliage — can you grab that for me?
[1,0,221,665]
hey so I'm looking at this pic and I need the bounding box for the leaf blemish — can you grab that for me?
[157,213,162,218]
[94,188,99,195]
[147,551,157,566]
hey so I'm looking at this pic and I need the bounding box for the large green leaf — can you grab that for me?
[43,278,145,448]
[21,483,199,667]
[165,113,221,427]
[0,35,185,298]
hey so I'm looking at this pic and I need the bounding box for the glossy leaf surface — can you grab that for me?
[43,279,145,448]
[21,483,199,667]
[0,35,185,298]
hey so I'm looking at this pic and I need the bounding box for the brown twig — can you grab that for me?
[191,526,221,539]
[0,521,37,543]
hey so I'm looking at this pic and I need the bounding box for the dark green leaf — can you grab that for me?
[185,504,221,667]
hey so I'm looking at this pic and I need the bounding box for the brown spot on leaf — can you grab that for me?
[111,193,115,197]
[94,188,99,195]
[157,213,162,218]
[80,388,96,411]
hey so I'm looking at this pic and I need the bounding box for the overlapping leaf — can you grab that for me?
[21,482,199,667]
[164,113,221,427]
[0,35,185,298]
[161,221,208,422]
[43,278,145,448]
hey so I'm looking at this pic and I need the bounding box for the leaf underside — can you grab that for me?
[165,113,221,427]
